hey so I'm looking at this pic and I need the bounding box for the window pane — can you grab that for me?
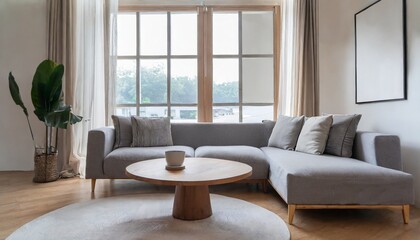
[171,59,197,104]
[243,106,273,123]
[213,13,238,55]
[213,106,239,123]
[242,11,273,54]
[116,59,136,104]
[140,106,168,118]
[117,13,136,56]
[243,58,274,103]
[171,13,197,55]
[171,106,197,123]
[140,13,167,55]
[213,59,239,103]
[115,107,137,117]
[140,60,167,104]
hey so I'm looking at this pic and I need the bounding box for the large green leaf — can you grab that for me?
[8,72,28,116]
[32,66,51,120]
[31,60,64,121]
[48,64,64,104]
[32,78,49,121]
[44,101,82,129]
[45,107,70,129]
[70,113,83,125]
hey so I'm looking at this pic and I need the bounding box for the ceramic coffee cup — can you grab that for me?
[165,151,185,166]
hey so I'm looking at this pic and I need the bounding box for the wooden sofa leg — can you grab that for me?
[288,204,296,224]
[91,179,96,193]
[402,205,410,224]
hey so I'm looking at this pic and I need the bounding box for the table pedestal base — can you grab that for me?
[173,185,212,220]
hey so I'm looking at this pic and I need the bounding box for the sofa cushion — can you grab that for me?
[111,115,132,149]
[324,114,362,157]
[295,115,333,155]
[104,146,194,178]
[195,146,268,179]
[262,147,414,205]
[131,116,173,147]
[268,115,304,150]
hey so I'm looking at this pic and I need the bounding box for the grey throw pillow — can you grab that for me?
[111,115,132,149]
[268,115,305,150]
[131,116,173,147]
[295,115,333,155]
[324,114,362,157]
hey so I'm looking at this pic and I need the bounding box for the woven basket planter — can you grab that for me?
[33,152,59,183]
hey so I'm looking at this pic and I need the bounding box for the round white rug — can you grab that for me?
[7,194,290,240]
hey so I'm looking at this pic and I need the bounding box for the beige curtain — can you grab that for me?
[47,0,76,173]
[47,0,118,176]
[278,0,318,117]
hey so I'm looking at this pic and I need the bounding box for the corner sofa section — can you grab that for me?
[86,123,414,224]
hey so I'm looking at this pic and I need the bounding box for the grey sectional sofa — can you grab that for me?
[86,122,414,224]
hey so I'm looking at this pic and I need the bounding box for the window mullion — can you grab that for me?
[273,6,281,120]
[197,7,204,122]
[167,12,171,119]
[238,11,243,123]
[198,6,213,122]
[206,8,214,122]
[136,12,140,116]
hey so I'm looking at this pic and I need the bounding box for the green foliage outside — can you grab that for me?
[116,65,238,104]
[212,82,239,103]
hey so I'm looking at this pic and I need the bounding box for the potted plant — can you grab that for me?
[8,59,82,182]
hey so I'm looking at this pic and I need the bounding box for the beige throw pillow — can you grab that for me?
[295,115,333,155]
[131,116,173,147]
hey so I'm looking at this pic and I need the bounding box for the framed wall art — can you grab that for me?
[355,0,407,104]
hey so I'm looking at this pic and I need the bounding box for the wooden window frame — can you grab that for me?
[117,5,280,122]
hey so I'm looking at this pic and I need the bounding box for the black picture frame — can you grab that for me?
[354,0,407,104]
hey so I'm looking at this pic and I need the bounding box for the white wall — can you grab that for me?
[0,0,47,170]
[318,0,420,207]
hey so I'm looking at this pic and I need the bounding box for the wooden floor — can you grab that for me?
[1,171,419,240]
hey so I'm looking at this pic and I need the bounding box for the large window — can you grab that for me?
[212,10,274,123]
[116,6,279,122]
[116,11,198,122]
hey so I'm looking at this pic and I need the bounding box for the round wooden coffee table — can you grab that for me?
[126,157,252,220]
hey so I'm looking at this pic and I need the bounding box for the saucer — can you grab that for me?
[165,165,185,171]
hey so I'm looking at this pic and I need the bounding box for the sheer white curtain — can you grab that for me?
[71,0,118,177]
[278,0,318,117]
[278,0,296,116]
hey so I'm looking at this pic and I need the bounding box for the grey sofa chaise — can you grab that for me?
[86,122,414,224]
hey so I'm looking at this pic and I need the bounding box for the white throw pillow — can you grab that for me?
[295,115,333,155]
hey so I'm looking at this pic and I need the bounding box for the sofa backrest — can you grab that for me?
[171,122,275,148]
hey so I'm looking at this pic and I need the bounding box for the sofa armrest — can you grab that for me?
[86,127,115,179]
[353,131,402,171]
